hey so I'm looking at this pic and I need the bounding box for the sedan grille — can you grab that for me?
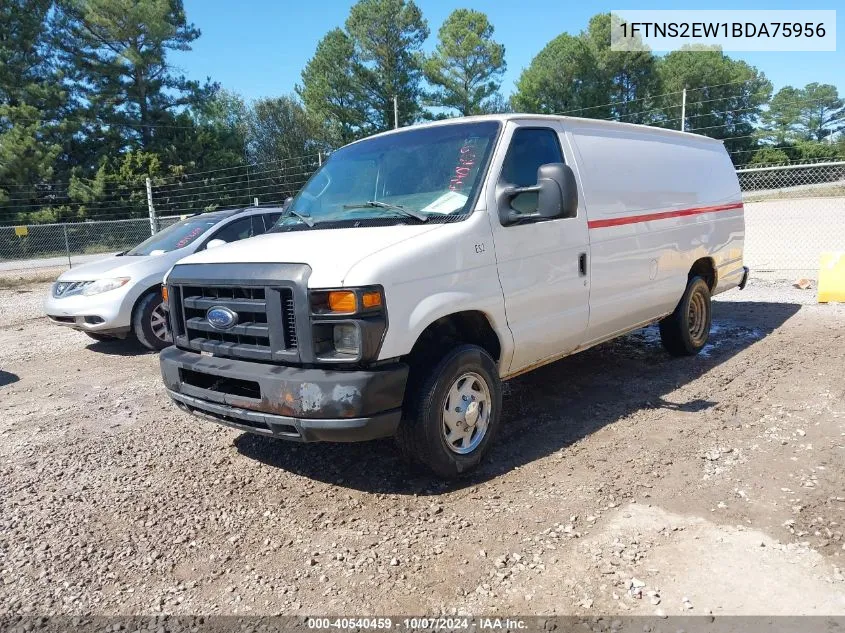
[53,281,93,297]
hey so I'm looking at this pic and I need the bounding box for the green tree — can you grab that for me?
[0,0,67,220]
[154,90,249,174]
[511,33,606,116]
[345,0,429,130]
[55,0,216,154]
[423,9,506,116]
[584,13,659,124]
[246,96,320,198]
[0,106,62,200]
[298,28,370,146]
[762,83,844,143]
[656,46,771,164]
[759,86,803,144]
[66,150,161,219]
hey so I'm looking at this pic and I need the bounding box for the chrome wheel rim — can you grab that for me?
[688,290,708,347]
[442,372,492,455]
[150,304,169,341]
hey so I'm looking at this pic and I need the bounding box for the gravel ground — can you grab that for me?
[1,278,844,618]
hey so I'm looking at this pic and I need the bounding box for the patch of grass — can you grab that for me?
[0,271,58,290]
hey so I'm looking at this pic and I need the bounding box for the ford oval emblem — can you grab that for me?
[206,306,238,330]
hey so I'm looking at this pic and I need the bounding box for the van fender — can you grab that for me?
[385,289,514,374]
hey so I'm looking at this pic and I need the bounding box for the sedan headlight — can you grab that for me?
[81,277,131,296]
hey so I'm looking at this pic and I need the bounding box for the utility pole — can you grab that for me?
[145,177,157,235]
[680,87,687,132]
[63,225,72,269]
[393,95,399,129]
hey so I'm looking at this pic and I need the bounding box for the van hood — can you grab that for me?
[174,224,443,286]
[58,250,185,281]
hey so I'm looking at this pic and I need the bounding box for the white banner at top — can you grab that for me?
[611,10,836,52]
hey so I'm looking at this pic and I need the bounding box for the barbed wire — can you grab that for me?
[2,77,840,222]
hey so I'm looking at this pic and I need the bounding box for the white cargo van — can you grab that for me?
[159,115,748,477]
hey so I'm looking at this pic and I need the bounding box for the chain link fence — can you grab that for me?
[2,160,843,282]
[739,160,845,279]
[0,215,183,278]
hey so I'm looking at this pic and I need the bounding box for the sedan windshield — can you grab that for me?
[273,121,499,229]
[125,216,219,256]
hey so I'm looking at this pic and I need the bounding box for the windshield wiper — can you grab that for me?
[343,200,428,222]
[281,206,314,227]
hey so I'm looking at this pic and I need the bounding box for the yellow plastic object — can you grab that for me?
[362,290,382,309]
[327,290,356,313]
[818,252,845,303]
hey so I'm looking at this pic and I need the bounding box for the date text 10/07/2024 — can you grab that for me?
[306,617,528,630]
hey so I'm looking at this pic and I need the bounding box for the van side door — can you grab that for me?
[487,121,590,375]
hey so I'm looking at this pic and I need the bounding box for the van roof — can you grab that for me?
[345,113,724,148]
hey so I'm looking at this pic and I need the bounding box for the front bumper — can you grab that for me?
[44,286,133,335]
[160,346,409,442]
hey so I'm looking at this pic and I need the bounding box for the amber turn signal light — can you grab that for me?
[361,291,382,309]
[327,290,356,313]
[161,286,169,303]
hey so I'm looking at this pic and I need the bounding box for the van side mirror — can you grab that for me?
[206,239,227,250]
[282,196,293,210]
[498,163,578,225]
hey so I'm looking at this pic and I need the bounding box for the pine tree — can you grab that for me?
[345,0,429,130]
[423,9,506,116]
[55,0,217,156]
[298,28,370,146]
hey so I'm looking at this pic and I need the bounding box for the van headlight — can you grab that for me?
[309,287,386,363]
[81,277,131,296]
[333,324,361,355]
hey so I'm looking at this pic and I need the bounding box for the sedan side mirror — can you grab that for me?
[498,163,579,226]
[206,239,227,250]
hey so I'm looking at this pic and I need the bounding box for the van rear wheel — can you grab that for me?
[397,344,502,479]
[659,276,712,356]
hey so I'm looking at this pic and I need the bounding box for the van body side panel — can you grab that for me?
[567,122,744,345]
[342,211,514,372]
[484,120,591,376]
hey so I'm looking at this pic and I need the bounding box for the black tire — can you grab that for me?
[397,344,503,479]
[85,332,113,342]
[659,276,712,356]
[132,290,170,351]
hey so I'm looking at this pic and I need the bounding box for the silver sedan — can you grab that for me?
[44,207,284,350]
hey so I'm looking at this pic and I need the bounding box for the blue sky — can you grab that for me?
[171,0,844,105]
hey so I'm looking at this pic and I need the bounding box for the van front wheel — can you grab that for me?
[397,345,502,479]
[659,276,712,356]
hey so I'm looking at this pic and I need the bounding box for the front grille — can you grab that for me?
[171,283,298,362]
[52,281,92,297]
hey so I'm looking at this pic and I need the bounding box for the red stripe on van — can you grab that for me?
[587,202,744,229]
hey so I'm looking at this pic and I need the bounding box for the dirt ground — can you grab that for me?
[1,279,844,618]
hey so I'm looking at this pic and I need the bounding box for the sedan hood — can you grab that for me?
[58,250,186,281]
[174,224,443,287]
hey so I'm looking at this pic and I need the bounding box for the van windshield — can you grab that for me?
[273,121,500,229]
[125,216,219,256]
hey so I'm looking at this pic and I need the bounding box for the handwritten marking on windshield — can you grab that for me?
[449,141,477,192]
[175,226,204,249]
